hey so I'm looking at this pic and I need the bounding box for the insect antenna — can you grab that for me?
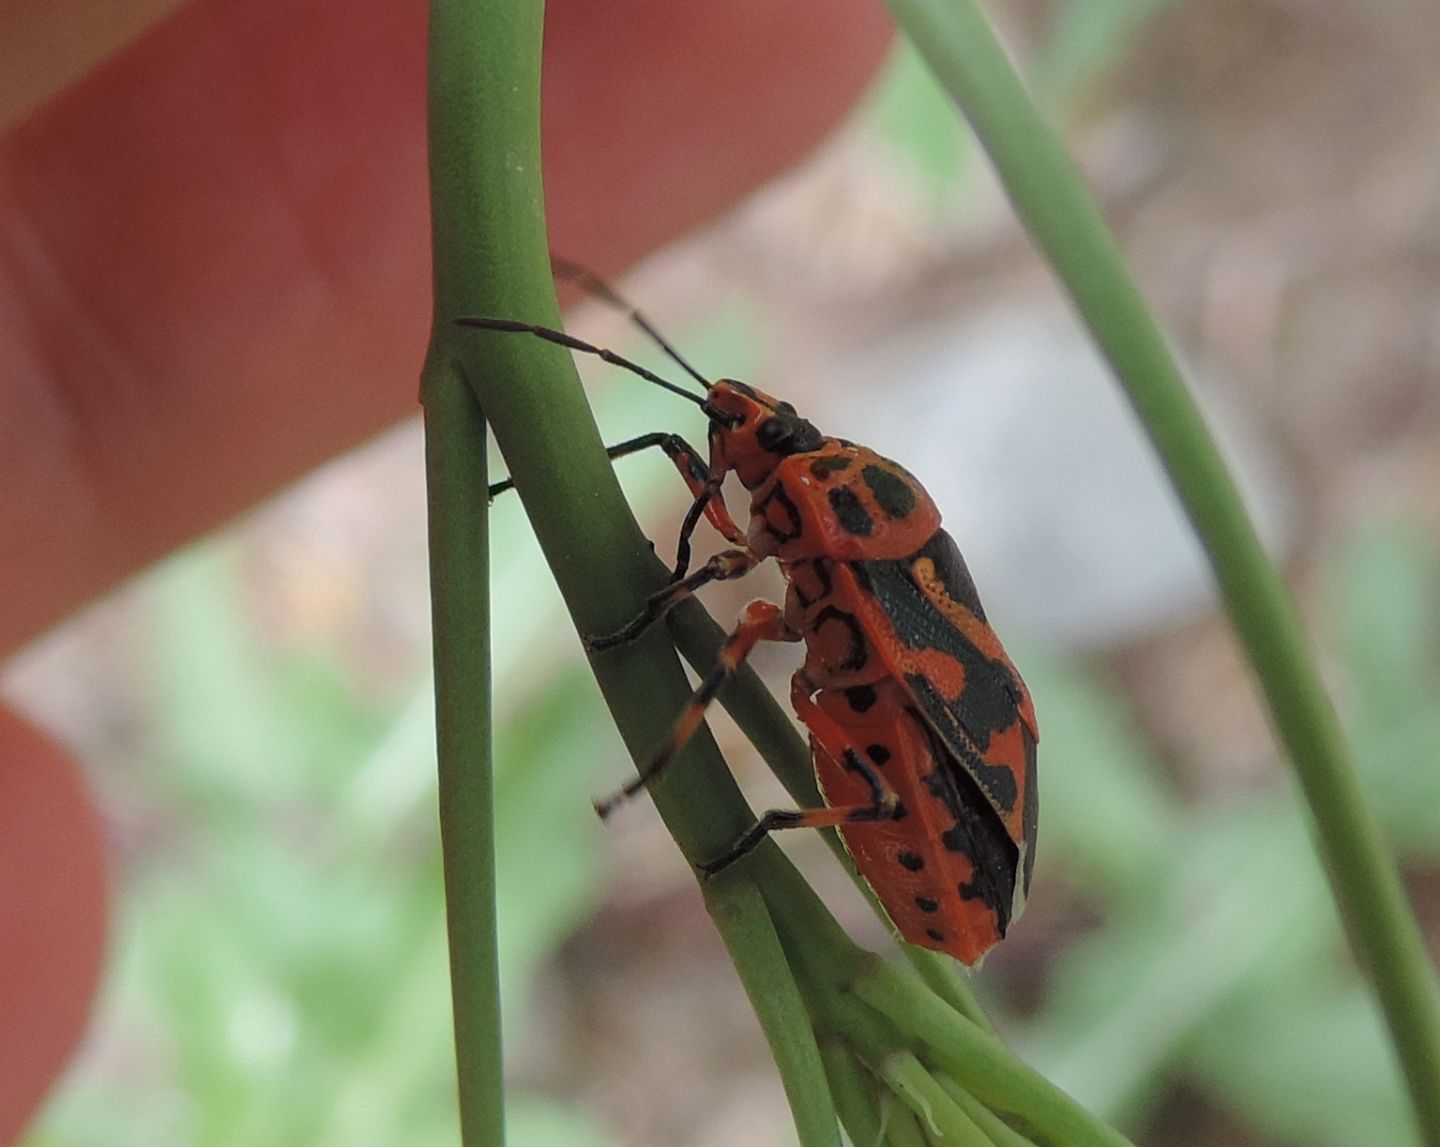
[454,316,706,408]
[551,257,712,392]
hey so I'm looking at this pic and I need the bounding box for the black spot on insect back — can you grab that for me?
[862,464,917,520]
[866,743,892,766]
[828,487,874,537]
[915,896,940,914]
[897,851,924,871]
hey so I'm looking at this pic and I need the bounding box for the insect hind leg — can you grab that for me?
[593,599,797,819]
[697,752,904,876]
[699,677,905,875]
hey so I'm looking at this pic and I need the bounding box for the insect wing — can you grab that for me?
[854,531,1038,899]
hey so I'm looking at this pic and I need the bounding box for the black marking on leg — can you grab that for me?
[840,749,894,814]
[672,472,729,581]
[693,665,727,707]
[697,808,803,875]
[589,549,750,651]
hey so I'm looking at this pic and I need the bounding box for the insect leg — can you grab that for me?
[593,600,797,820]
[488,432,747,567]
[489,432,689,500]
[587,547,761,651]
[698,672,904,875]
[697,794,900,876]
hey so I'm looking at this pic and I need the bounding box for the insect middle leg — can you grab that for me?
[697,673,903,875]
[587,546,761,652]
[593,599,797,819]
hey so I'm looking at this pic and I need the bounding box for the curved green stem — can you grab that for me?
[706,880,841,1146]
[880,1051,997,1145]
[424,3,840,1139]
[854,964,1136,1147]
[884,0,1440,1139]
[818,1037,887,1147]
[932,1075,1041,1147]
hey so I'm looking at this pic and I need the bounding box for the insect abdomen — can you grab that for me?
[810,684,1015,965]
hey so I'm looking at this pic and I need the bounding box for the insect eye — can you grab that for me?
[756,417,794,452]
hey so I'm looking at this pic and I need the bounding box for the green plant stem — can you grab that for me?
[425,0,552,1138]
[884,0,1440,1139]
[707,880,841,1146]
[425,4,841,1139]
[933,1075,1040,1147]
[886,1107,937,1147]
[747,855,1130,1147]
[818,1037,886,1147]
[422,360,504,1146]
[880,1051,997,1144]
[854,963,1137,1147]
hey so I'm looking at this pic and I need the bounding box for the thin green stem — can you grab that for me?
[854,964,1137,1147]
[424,0,552,1136]
[818,1037,886,1147]
[881,1052,1000,1145]
[422,357,504,1145]
[933,1075,1041,1147]
[886,1107,938,1147]
[748,859,1128,1147]
[884,0,1440,1139]
[903,950,990,1033]
[706,880,841,1146]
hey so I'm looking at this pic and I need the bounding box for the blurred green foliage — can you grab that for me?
[860,1,1182,213]
[1015,522,1440,1146]
[27,466,1440,1147]
[23,249,1440,1146]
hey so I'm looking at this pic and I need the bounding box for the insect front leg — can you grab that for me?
[489,431,747,576]
[698,672,904,876]
[593,600,798,819]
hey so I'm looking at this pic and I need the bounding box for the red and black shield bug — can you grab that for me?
[461,264,1038,965]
